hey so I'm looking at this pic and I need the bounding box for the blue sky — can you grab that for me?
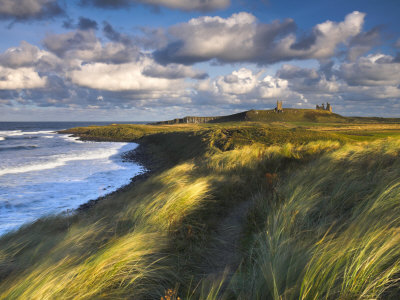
[0,0,399,121]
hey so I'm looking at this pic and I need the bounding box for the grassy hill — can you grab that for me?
[155,108,400,125]
[1,121,400,299]
[212,108,348,123]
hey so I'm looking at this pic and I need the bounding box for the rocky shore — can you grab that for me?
[76,141,155,211]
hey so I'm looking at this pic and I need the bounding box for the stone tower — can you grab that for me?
[275,100,283,113]
[326,102,332,112]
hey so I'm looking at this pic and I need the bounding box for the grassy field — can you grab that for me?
[154,108,400,125]
[1,120,400,299]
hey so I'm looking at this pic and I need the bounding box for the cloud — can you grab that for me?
[102,21,132,45]
[193,68,301,108]
[43,29,138,64]
[80,0,230,12]
[0,0,63,22]
[346,26,382,61]
[272,60,400,116]
[0,41,43,68]
[142,63,208,79]
[77,17,98,30]
[0,66,47,89]
[154,11,365,65]
[67,56,185,92]
[277,64,340,98]
[63,17,98,30]
[154,12,294,65]
[43,30,98,58]
[340,54,400,86]
[0,41,62,73]
[277,64,319,80]
[215,68,262,95]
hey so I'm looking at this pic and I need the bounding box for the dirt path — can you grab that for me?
[200,200,253,280]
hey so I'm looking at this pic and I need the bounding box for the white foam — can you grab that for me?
[0,130,22,136]
[0,130,55,137]
[60,134,84,143]
[0,146,125,176]
[0,137,4,141]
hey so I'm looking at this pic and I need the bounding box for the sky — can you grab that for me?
[0,0,399,121]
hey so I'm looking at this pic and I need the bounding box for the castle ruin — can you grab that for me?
[316,102,332,112]
[275,100,283,113]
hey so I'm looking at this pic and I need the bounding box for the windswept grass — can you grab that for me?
[1,122,400,299]
[234,139,400,299]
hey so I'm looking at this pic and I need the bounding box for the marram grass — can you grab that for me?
[236,139,400,300]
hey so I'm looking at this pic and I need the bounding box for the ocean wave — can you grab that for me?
[0,130,55,137]
[0,145,38,152]
[5,136,40,140]
[0,147,124,176]
[60,134,84,143]
[0,137,4,141]
[0,130,22,134]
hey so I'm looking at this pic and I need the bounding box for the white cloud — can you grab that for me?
[67,57,184,92]
[154,11,365,65]
[257,75,291,98]
[194,68,300,107]
[0,41,61,71]
[215,68,261,95]
[0,41,42,68]
[0,66,47,89]
[340,54,400,86]
[307,11,365,58]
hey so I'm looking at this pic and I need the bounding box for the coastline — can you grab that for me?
[75,142,154,211]
[55,126,162,212]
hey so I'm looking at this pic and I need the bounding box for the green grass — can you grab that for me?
[154,108,400,125]
[1,122,400,299]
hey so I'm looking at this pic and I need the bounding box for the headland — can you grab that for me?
[1,109,400,299]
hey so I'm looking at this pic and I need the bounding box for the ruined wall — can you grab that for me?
[151,116,222,125]
[316,102,333,112]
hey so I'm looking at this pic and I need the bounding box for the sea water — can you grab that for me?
[0,122,145,236]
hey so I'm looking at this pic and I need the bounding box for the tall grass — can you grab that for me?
[0,162,212,298]
[235,139,400,299]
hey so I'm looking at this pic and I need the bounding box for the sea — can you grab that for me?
[0,122,145,236]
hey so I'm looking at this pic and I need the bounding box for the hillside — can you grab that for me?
[153,108,400,125]
[213,109,347,123]
[1,121,400,299]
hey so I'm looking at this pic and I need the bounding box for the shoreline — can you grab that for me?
[0,133,154,237]
[74,140,156,212]
[56,130,157,212]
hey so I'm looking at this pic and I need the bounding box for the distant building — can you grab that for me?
[275,100,283,113]
[316,102,332,112]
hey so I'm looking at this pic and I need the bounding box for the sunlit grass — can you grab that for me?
[235,139,400,299]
